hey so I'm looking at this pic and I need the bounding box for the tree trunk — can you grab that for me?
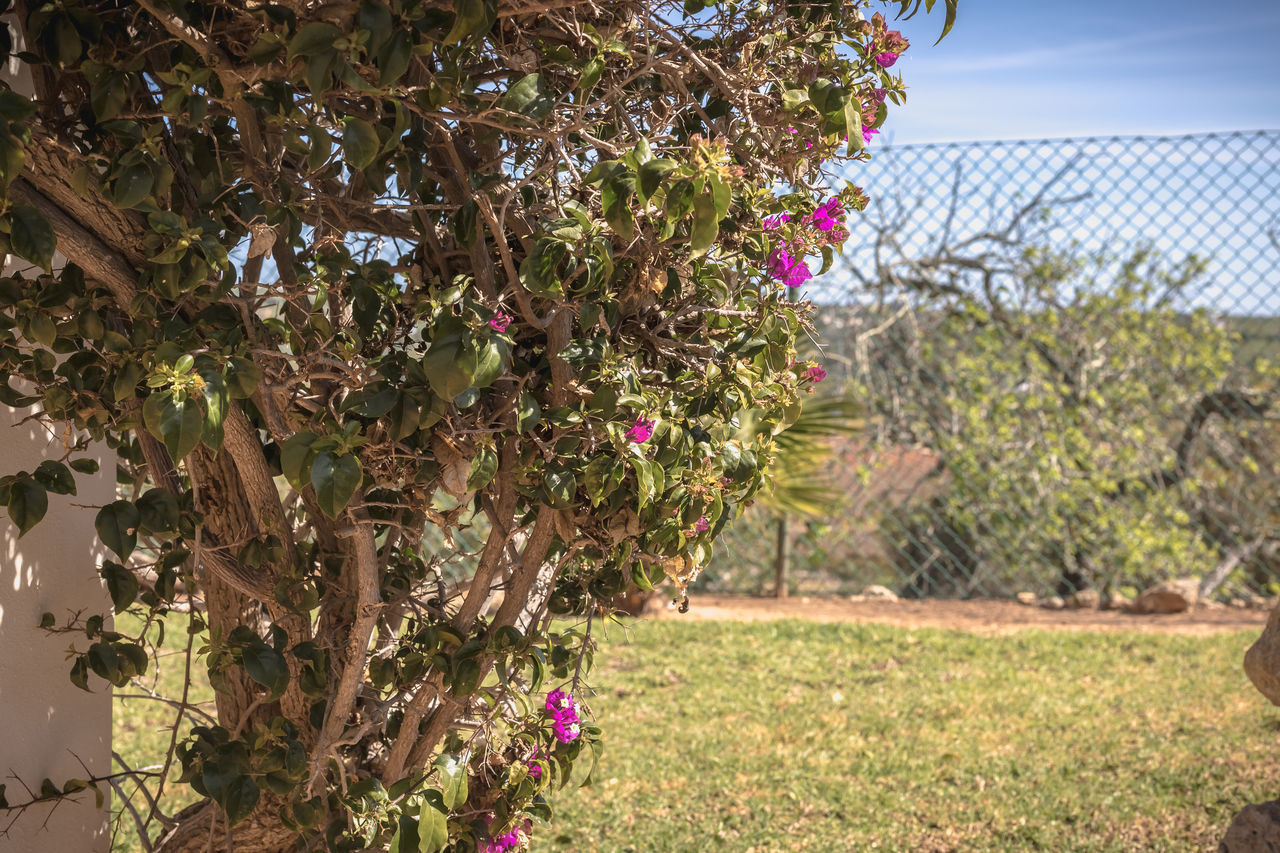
[154,799,296,853]
[773,515,788,599]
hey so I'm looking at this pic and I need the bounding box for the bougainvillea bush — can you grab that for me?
[0,0,952,849]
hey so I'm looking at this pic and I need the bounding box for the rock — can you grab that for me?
[1231,598,1249,609]
[1245,604,1280,706]
[1069,589,1101,610]
[1128,578,1200,614]
[1219,799,1280,852]
[1015,591,1037,606]
[608,589,659,617]
[862,585,899,602]
[1040,595,1065,610]
[1103,592,1131,611]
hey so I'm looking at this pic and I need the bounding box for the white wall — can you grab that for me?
[0,403,113,852]
[2,30,113,846]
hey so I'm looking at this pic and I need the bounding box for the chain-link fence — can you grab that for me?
[708,131,1280,601]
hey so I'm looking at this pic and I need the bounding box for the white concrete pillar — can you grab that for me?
[0,408,113,852]
[2,32,113,845]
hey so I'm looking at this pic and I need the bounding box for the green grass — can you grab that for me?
[547,619,1280,852]
[111,617,1280,852]
[111,613,212,852]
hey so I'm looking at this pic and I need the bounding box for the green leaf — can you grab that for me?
[143,394,204,461]
[6,478,48,537]
[88,71,128,121]
[517,392,541,433]
[279,432,319,490]
[112,162,154,209]
[443,0,496,45]
[577,56,604,97]
[808,79,848,118]
[225,356,261,399]
[112,360,143,401]
[632,458,655,510]
[388,814,420,853]
[242,642,290,701]
[116,642,148,680]
[95,500,139,560]
[378,30,414,85]
[583,456,614,506]
[357,1,394,54]
[86,641,120,684]
[465,446,498,490]
[200,371,229,451]
[781,86,809,112]
[638,158,677,201]
[220,776,260,826]
[25,312,56,346]
[602,178,635,241]
[135,488,181,536]
[69,657,90,692]
[471,339,507,389]
[343,117,380,169]
[518,239,567,297]
[583,159,628,185]
[541,467,576,508]
[100,561,139,614]
[498,73,554,121]
[0,91,36,123]
[7,204,56,271]
[434,754,468,811]
[935,0,958,44]
[34,460,76,496]
[688,193,718,256]
[287,22,340,59]
[418,797,449,853]
[423,320,478,399]
[310,450,362,519]
[343,386,398,418]
[389,392,422,441]
[844,96,864,153]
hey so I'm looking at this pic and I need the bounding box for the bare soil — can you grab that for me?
[651,593,1273,636]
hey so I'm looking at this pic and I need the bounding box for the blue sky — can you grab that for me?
[879,0,1280,144]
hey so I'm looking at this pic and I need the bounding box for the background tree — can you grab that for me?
[833,170,1279,599]
[0,0,954,850]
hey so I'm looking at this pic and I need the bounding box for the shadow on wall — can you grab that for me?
[0,405,113,850]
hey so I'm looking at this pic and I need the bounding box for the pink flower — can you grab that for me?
[875,51,898,68]
[809,198,844,232]
[489,311,513,333]
[768,248,813,288]
[480,830,522,853]
[546,689,574,714]
[546,687,582,742]
[805,365,827,383]
[862,126,880,144]
[763,213,791,231]
[526,747,544,780]
[553,716,581,744]
[625,416,655,443]
[694,516,710,532]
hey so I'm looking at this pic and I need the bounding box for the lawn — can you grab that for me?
[112,616,1279,852]
[547,619,1279,852]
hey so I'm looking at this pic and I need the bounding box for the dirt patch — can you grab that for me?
[651,594,1272,636]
